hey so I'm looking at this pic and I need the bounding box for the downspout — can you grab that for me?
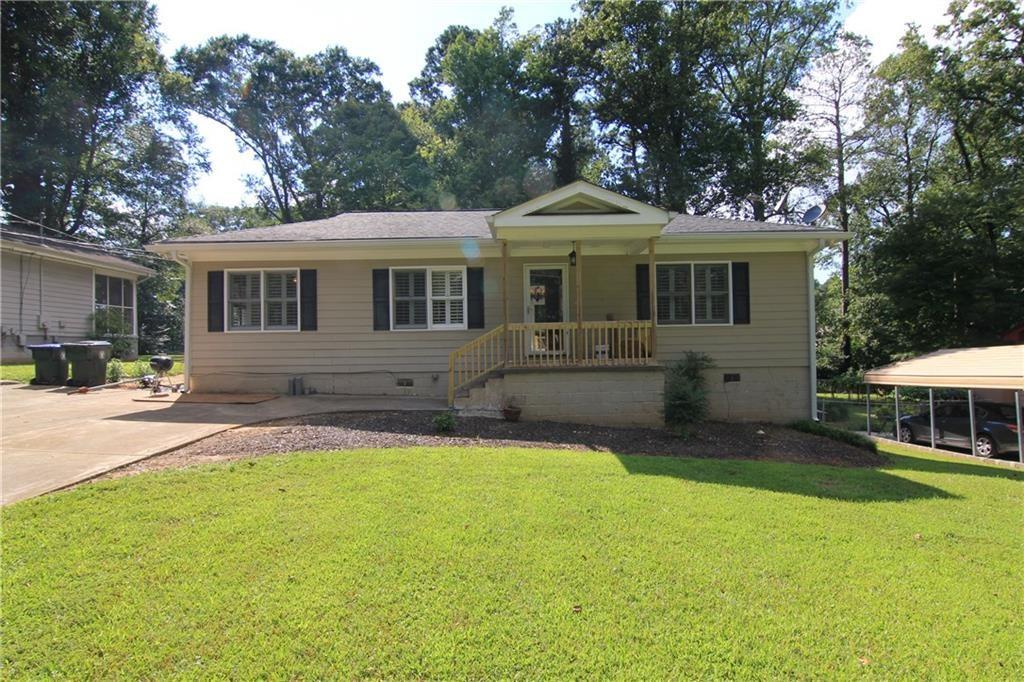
[807,241,824,420]
[171,251,191,392]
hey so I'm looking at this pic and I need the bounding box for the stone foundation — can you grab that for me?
[457,367,665,427]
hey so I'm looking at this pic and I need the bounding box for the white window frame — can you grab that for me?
[93,271,138,337]
[389,265,468,331]
[654,261,733,327]
[224,268,302,333]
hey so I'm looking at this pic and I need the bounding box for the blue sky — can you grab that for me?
[154,0,950,207]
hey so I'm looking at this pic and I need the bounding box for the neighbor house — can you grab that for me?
[1,226,153,361]
[149,182,846,426]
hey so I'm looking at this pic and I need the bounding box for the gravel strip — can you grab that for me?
[94,411,885,482]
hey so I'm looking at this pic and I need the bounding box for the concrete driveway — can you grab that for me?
[0,383,444,505]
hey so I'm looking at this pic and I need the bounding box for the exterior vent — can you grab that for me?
[396,378,414,387]
[723,373,741,383]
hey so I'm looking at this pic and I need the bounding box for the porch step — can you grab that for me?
[453,376,505,418]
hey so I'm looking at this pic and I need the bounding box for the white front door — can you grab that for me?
[523,265,568,354]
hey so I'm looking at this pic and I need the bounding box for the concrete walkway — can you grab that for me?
[0,383,444,505]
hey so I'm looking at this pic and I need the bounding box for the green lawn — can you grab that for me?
[2,442,1022,678]
[0,362,36,383]
[0,354,183,384]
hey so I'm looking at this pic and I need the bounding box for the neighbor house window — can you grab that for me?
[94,274,135,334]
[227,270,298,331]
[655,263,731,325]
[391,266,467,330]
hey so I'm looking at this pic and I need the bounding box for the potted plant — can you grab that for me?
[502,398,522,422]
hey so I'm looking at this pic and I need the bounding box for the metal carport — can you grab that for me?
[864,345,1024,461]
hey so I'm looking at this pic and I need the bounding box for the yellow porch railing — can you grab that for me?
[448,320,653,405]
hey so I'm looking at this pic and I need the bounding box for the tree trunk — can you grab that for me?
[835,104,852,371]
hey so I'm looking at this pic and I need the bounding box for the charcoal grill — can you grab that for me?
[148,355,178,394]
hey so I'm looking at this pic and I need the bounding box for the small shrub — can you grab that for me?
[89,308,133,359]
[821,401,852,423]
[788,419,878,453]
[663,352,715,437]
[433,411,456,434]
[106,359,124,383]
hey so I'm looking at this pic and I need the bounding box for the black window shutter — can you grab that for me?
[300,269,317,331]
[467,267,485,329]
[635,264,650,320]
[732,262,750,324]
[372,269,390,330]
[207,270,224,332]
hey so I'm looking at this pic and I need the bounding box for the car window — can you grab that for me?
[947,404,969,418]
[980,404,1015,421]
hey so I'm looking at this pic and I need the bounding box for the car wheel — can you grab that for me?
[975,434,997,458]
[898,425,915,443]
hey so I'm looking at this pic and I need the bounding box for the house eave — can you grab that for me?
[2,239,154,277]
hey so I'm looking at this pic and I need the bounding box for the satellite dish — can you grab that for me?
[801,204,826,225]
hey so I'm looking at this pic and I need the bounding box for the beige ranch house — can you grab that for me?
[150,182,846,426]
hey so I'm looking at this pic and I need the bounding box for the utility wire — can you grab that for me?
[2,213,169,262]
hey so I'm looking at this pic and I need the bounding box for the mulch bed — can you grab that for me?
[94,411,886,482]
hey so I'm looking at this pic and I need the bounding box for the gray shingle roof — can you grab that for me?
[162,210,497,243]
[156,209,838,245]
[1,226,154,275]
[663,213,834,234]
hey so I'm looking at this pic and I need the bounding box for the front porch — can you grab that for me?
[447,182,670,406]
[449,319,655,404]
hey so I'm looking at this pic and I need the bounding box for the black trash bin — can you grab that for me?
[26,343,69,385]
[62,341,113,387]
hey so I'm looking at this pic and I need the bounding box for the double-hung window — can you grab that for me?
[391,267,467,330]
[655,263,732,325]
[227,270,298,331]
[656,264,692,325]
[693,264,730,324]
[430,269,465,328]
[94,274,135,334]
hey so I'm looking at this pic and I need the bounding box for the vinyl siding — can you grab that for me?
[188,250,812,407]
[1,251,94,338]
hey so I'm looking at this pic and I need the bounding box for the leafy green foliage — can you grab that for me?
[711,0,838,219]
[89,308,133,359]
[407,10,557,208]
[432,411,456,434]
[3,444,1022,677]
[171,36,428,222]
[106,358,124,383]
[663,352,715,435]
[1,1,199,237]
[788,419,878,453]
[843,3,1024,368]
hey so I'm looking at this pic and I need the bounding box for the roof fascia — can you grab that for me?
[489,181,671,225]
[2,240,153,277]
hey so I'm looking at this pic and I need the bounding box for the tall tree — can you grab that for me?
[171,37,426,221]
[801,32,873,370]
[407,10,556,207]
[1,1,196,237]
[857,29,946,227]
[525,18,597,186]
[849,3,1024,367]
[575,0,729,212]
[711,0,839,220]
